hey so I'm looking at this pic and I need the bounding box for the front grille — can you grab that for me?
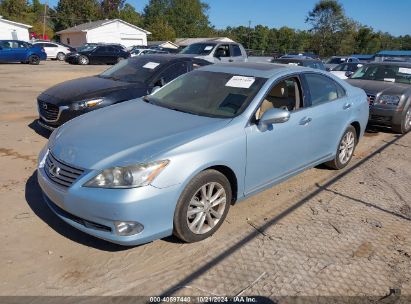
[44,152,84,188]
[366,94,376,106]
[38,99,59,121]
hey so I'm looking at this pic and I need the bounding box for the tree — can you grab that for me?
[306,0,347,56]
[143,0,211,39]
[54,0,100,31]
[119,3,143,27]
[146,16,175,41]
[0,0,31,23]
[100,0,125,18]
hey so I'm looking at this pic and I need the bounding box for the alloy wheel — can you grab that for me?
[405,108,411,131]
[186,182,227,235]
[338,131,355,164]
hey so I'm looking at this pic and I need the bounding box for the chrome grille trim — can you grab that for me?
[37,99,68,123]
[44,152,85,188]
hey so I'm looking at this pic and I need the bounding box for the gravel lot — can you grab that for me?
[0,61,410,301]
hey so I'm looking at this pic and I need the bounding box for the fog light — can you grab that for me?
[114,221,144,236]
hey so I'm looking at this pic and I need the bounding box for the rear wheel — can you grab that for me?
[392,106,411,134]
[173,170,231,243]
[56,52,66,61]
[28,55,40,65]
[325,126,357,170]
[78,55,89,65]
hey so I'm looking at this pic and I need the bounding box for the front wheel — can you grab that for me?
[325,126,357,170]
[392,106,411,134]
[173,170,232,243]
[28,55,40,65]
[78,55,89,65]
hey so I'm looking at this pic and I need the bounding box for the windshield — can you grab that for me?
[332,63,362,72]
[350,65,411,84]
[146,70,267,118]
[180,43,216,55]
[326,57,345,64]
[99,57,164,83]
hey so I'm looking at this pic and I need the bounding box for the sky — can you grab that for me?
[47,0,411,36]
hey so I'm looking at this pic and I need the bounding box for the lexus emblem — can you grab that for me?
[42,103,48,110]
[48,163,60,177]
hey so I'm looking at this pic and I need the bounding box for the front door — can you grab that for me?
[244,76,312,195]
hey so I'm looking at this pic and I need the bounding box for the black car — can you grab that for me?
[271,58,326,70]
[65,44,130,65]
[37,55,211,130]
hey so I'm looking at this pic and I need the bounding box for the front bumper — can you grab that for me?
[369,105,403,127]
[37,158,181,246]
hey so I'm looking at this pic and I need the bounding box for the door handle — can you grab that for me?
[229,59,234,62]
[343,103,352,110]
[299,117,312,125]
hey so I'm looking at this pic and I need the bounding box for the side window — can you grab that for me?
[155,62,188,85]
[214,44,230,57]
[255,77,303,120]
[45,43,57,47]
[231,45,242,57]
[305,73,345,106]
[95,46,107,53]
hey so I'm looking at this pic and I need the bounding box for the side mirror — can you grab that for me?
[258,108,290,131]
[326,67,331,72]
[150,86,161,94]
[345,71,354,78]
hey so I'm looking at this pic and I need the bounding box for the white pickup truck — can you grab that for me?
[179,42,248,63]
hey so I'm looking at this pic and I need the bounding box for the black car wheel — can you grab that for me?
[56,52,66,61]
[78,55,89,65]
[173,169,232,243]
[28,55,40,65]
[325,125,357,170]
[392,106,411,134]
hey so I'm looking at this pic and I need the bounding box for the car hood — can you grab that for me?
[39,76,144,105]
[347,79,411,95]
[49,99,230,169]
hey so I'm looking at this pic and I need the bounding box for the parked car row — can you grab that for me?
[35,55,382,246]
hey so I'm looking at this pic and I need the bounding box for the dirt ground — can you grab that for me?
[0,61,410,301]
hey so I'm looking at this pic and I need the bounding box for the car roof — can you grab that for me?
[199,62,312,78]
[128,54,208,64]
[363,62,411,67]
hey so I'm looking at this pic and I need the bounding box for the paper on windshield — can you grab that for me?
[204,46,213,51]
[399,67,411,74]
[143,62,160,69]
[225,76,255,88]
[384,78,395,83]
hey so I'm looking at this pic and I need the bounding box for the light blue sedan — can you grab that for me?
[37,63,369,245]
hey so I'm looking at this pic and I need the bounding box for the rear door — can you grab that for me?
[300,72,351,161]
[44,43,58,58]
[11,41,28,61]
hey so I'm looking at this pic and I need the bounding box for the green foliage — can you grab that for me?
[146,16,176,41]
[119,3,143,27]
[143,0,212,38]
[54,0,101,32]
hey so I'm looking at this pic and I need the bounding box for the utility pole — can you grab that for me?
[42,0,48,39]
[248,20,251,49]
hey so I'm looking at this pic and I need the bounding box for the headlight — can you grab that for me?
[84,160,169,188]
[379,95,400,105]
[69,98,103,111]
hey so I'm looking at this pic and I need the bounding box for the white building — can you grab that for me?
[0,16,32,41]
[56,19,151,48]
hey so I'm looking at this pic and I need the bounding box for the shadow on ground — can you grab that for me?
[28,120,51,139]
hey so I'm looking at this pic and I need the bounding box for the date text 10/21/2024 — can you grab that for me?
[149,296,259,303]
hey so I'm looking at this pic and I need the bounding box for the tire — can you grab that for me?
[56,52,66,61]
[392,106,411,134]
[28,55,40,65]
[173,169,232,243]
[78,55,89,65]
[325,125,357,170]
